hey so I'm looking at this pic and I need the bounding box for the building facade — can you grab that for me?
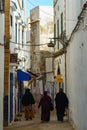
[30,6,54,95]
[0,0,4,129]
[54,0,87,129]
[66,1,87,130]
[53,0,67,93]
[3,0,27,126]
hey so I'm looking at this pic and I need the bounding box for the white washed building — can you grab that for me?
[30,6,54,95]
[4,0,27,126]
[0,1,4,129]
[10,0,26,69]
[0,0,27,127]
[66,1,87,130]
[54,0,87,129]
[53,0,66,93]
[0,11,4,130]
[30,6,54,73]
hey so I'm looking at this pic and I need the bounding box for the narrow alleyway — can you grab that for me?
[4,109,74,130]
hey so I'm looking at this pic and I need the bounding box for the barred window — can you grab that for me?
[61,13,63,34]
[10,15,13,26]
[0,0,4,12]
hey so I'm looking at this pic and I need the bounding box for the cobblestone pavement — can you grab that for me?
[4,110,75,130]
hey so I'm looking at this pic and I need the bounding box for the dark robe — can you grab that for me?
[21,89,35,120]
[55,91,69,121]
[21,89,35,106]
[38,91,51,122]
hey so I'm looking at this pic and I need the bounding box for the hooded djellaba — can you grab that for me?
[21,88,35,120]
[38,91,52,123]
[55,88,69,122]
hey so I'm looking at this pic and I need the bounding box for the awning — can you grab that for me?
[17,69,31,81]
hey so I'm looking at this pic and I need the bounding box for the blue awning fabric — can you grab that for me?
[17,69,31,81]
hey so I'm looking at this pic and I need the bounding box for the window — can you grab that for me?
[57,20,59,49]
[18,28,20,48]
[15,23,17,43]
[22,29,24,48]
[61,13,63,34]
[22,0,24,8]
[54,23,56,47]
[10,15,13,26]
[0,0,4,12]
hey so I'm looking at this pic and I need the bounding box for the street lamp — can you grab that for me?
[47,36,67,47]
[47,31,68,47]
[47,39,55,47]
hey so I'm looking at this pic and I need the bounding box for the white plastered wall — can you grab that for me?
[0,13,4,130]
[0,47,4,130]
[66,11,87,130]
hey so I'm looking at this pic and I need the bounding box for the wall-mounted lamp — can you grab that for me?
[47,31,67,47]
[47,39,55,47]
[47,36,67,47]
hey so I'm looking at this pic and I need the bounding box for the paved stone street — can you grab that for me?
[4,109,75,130]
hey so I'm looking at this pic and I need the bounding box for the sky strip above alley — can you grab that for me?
[26,0,53,17]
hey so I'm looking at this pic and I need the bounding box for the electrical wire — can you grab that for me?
[14,48,30,53]
[10,41,48,46]
[26,0,78,22]
[27,0,53,17]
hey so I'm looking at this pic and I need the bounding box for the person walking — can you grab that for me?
[55,88,69,122]
[38,91,52,123]
[21,88,35,120]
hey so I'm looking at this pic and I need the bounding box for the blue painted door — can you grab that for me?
[10,73,13,123]
[18,81,24,112]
